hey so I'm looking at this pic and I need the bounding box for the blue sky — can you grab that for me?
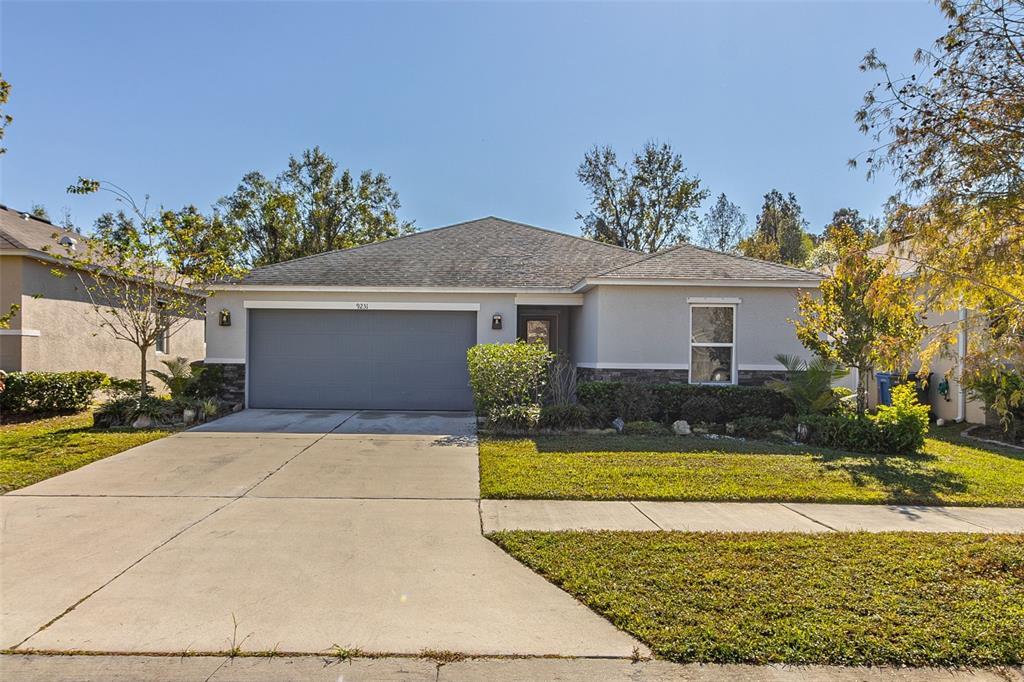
[1,1,944,237]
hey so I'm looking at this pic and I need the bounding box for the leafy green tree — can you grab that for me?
[738,190,812,265]
[576,141,708,253]
[160,206,245,279]
[854,0,1023,425]
[792,226,925,413]
[219,146,414,267]
[59,179,238,399]
[696,193,747,252]
[30,204,50,221]
[0,73,10,155]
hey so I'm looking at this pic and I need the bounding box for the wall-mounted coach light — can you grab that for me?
[491,313,502,330]
[219,309,232,326]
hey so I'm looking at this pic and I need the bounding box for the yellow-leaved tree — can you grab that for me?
[855,0,1024,428]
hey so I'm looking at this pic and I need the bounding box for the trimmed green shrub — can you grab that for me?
[802,386,929,455]
[539,404,591,430]
[487,404,542,431]
[679,395,724,424]
[623,420,667,436]
[615,383,656,422]
[0,371,107,413]
[467,341,553,414]
[871,383,930,453]
[578,381,796,426]
[577,381,621,425]
[728,416,782,439]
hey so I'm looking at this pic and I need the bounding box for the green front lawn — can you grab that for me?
[479,426,1024,506]
[0,412,171,493]
[492,530,1024,666]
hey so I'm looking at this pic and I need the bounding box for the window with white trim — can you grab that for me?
[155,303,169,354]
[689,304,735,384]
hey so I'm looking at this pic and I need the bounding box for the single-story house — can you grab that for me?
[205,217,822,411]
[0,204,206,377]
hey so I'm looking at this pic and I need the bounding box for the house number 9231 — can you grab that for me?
[355,303,370,310]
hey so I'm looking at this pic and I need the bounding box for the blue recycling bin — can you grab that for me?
[877,372,932,407]
[876,373,896,406]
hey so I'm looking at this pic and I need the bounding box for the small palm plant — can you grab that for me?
[149,356,205,400]
[768,353,850,415]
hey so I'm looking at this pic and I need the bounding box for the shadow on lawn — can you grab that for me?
[525,433,973,504]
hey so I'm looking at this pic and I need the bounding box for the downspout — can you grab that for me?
[956,307,967,422]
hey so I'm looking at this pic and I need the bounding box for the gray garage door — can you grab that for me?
[248,309,477,410]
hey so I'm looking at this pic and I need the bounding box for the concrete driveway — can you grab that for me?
[1,410,641,658]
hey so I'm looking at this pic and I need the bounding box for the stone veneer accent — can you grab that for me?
[577,366,785,386]
[194,361,245,407]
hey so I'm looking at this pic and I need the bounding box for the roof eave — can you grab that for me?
[571,276,822,292]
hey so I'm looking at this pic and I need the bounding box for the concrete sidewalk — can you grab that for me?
[481,500,1024,533]
[2,655,1022,682]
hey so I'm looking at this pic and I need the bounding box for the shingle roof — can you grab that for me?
[240,217,646,288]
[0,204,83,254]
[590,242,823,282]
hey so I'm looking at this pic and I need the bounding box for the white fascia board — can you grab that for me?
[210,284,574,294]
[514,294,584,306]
[687,296,742,304]
[573,278,820,292]
[243,300,481,311]
[0,328,41,337]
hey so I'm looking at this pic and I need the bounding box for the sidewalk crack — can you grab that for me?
[630,502,663,530]
[778,503,837,531]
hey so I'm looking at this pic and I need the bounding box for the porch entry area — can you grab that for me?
[516,305,571,357]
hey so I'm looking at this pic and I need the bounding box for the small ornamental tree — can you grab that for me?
[792,226,925,414]
[54,179,242,399]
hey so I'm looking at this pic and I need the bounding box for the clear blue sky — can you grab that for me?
[1,1,944,237]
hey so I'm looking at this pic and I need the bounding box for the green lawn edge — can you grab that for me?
[0,412,171,493]
[479,425,1024,507]
[490,530,1024,667]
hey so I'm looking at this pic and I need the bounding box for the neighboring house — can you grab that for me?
[0,205,206,378]
[205,217,821,410]
[858,241,987,424]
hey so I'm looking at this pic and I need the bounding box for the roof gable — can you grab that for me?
[240,217,645,288]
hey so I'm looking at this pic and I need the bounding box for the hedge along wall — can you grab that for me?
[577,381,796,425]
[0,371,108,413]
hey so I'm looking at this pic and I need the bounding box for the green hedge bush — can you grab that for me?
[577,381,796,426]
[467,341,553,414]
[802,384,929,455]
[0,371,107,413]
[538,404,591,430]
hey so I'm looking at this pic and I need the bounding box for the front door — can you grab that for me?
[518,315,557,352]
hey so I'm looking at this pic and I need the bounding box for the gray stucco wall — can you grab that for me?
[582,284,812,372]
[5,257,205,378]
[204,289,520,361]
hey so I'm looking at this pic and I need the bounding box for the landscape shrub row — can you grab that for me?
[577,381,796,425]
[0,371,107,413]
[801,384,929,455]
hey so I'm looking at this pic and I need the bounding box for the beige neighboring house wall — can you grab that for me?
[0,207,205,379]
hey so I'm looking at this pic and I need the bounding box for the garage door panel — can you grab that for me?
[248,309,476,410]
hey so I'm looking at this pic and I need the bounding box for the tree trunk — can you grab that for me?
[856,366,870,416]
[139,346,148,400]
